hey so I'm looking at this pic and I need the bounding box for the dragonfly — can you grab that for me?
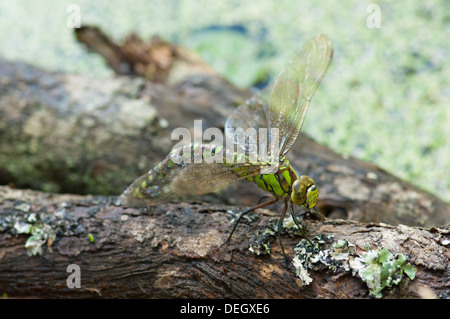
[120,34,333,263]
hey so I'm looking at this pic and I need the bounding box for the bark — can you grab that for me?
[0,26,449,298]
[0,42,239,196]
[0,185,449,298]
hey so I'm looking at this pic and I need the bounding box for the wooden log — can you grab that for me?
[1,27,449,298]
[0,55,245,196]
[0,186,448,298]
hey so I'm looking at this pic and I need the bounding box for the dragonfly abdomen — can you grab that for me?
[120,156,179,206]
[247,160,298,199]
[121,142,261,206]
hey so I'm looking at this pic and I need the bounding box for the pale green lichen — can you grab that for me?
[14,220,56,256]
[243,211,418,297]
[292,234,339,285]
[351,246,417,298]
[13,221,32,235]
[249,214,312,256]
[292,259,313,285]
[282,215,309,236]
[248,227,275,255]
[291,237,417,298]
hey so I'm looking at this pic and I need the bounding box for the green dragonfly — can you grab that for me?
[120,34,333,261]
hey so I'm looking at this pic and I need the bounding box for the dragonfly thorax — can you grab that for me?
[291,175,319,209]
[247,159,319,210]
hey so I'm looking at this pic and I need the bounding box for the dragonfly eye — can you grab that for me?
[305,183,319,209]
[291,179,307,206]
[293,175,319,209]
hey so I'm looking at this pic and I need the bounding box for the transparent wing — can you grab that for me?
[120,143,267,207]
[224,34,332,162]
[224,94,270,162]
[170,161,263,195]
[269,34,333,157]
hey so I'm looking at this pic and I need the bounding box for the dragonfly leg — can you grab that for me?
[277,202,289,266]
[289,203,313,245]
[217,198,278,251]
[257,194,274,204]
[310,206,326,221]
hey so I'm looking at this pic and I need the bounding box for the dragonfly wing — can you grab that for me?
[120,143,268,207]
[170,160,264,196]
[269,34,333,156]
[225,94,270,162]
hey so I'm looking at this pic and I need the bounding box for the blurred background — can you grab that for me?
[0,0,449,202]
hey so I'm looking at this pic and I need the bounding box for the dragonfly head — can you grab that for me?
[291,175,319,209]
